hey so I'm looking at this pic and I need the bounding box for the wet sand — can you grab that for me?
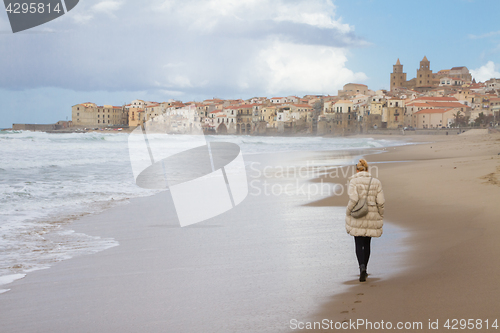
[300,132,500,331]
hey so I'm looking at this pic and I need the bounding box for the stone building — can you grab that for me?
[72,103,128,127]
[259,106,278,129]
[338,83,369,97]
[416,56,433,88]
[448,67,472,82]
[144,103,162,122]
[439,77,464,87]
[128,108,145,128]
[333,100,354,113]
[405,97,470,128]
[318,108,359,135]
[369,96,385,116]
[391,57,473,93]
[390,59,407,91]
[236,104,255,134]
[384,98,405,129]
[412,108,461,129]
[362,114,382,132]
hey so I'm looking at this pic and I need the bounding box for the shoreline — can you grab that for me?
[298,132,500,330]
[0,138,415,333]
[1,133,498,331]
[2,127,490,137]
[0,132,410,293]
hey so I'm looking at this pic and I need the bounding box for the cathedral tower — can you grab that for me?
[390,58,407,91]
[416,56,432,87]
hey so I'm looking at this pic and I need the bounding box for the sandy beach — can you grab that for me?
[300,131,500,331]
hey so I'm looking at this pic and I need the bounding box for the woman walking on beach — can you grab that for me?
[345,159,385,282]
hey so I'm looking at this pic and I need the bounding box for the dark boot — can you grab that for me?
[359,264,367,282]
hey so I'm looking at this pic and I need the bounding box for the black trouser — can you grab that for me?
[354,236,372,268]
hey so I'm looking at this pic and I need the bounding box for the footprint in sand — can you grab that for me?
[357,293,364,296]
[340,311,349,314]
[354,300,361,303]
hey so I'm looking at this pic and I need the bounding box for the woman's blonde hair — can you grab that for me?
[356,159,368,172]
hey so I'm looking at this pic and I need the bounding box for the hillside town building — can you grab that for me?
[390,56,472,93]
[71,103,128,127]
[68,59,499,134]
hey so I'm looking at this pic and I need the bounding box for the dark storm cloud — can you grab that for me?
[0,0,366,96]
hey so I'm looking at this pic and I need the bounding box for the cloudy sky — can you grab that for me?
[1,0,499,128]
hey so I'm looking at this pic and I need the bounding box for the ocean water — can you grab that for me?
[0,131,409,292]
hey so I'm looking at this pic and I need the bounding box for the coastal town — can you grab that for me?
[13,57,500,135]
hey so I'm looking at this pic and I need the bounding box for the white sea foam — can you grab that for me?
[0,273,26,292]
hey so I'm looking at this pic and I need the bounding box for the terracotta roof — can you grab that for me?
[426,102,466,108]
[345,83,368,87]
[414,96,458,102]
[415,108,453,114]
